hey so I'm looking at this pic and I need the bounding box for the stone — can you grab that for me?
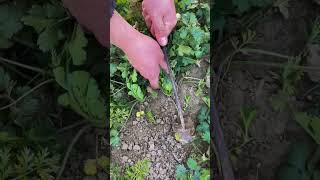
[133,145,141,151]
[128,143,133,150]
[122,156,128,162]
[121,143,128,150]
[149,142,155,151]
[133,121,138,125]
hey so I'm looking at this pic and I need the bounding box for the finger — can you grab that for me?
[150,24,155,37]
[143,12,151,29]
[150,15,169,46]
[163,13,177,34]
[149,75,160,89]
[159,54,169,74]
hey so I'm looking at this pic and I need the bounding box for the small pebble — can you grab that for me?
[122,156,128,162]
[121,143,128,150]
[156,119,161,123]
[151,151,157,156]
[133,145,141,151]
[149,142,155,151]
[133,121,138,125]
[128,143,133,150]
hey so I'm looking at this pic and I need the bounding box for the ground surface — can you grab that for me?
[215,0,320,179]
[111,60,209,178]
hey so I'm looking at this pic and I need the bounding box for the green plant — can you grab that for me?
[196,106,210,143]
[240,107,257,143]
[0,147,60,180]
[270,56,304,111]
[184,95,191,111]
[125,159,151,180]
[175,157,210,180]
[276,141,320,180]
[146,110,156,124]
[293,112,320,145]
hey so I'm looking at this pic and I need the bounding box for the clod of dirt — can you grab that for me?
[307,44,320,82]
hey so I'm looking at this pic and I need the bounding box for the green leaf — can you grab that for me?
[240,107,257,133]
[294,112,320,144]
[110,63,118,77]
[68,25,88,65]
[160,74,173,96]
[0,4,23,38]
[58,71,106,127]
[130,70,138,83]
[286,142,312,170]
[58,93,70,106]
[146,111,156,123]
[276,165,304,180]
[53,67,67,89]
[37,27,62,52]
[200,169,210,180]
[202,131,210,143]
[187,158,199,170]
[127,83,145,102]
[175,165,187,179]
[177,45,193,56]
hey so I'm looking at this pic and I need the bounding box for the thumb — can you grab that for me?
[149,75,160,89]
[151,16,169,46]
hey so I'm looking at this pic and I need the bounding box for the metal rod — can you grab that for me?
[162,46,185,130]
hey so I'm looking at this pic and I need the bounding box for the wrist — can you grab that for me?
[110,11,141,52]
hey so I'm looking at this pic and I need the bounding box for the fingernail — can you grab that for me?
[159,37,167,46]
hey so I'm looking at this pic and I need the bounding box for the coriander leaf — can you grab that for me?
[37,27,61,52]
[127,83,145,102]
[175,165,187,179]
[58,71,106,127]
[202,131,210,143]
[45,4,65,18]
[0,4,23,38]
[177,45,193,56]
[110,63,118,77]
[53,67,67,90]
[187,158,199,170]
[68,25,88,65]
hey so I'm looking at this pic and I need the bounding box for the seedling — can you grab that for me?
[184,95,191,111]
[240,107,257,143]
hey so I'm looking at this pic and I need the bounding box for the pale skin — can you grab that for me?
[63,0,177,89]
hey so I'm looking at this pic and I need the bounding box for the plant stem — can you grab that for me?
[0,79,54,111]
[57,120,87,134]
[119,101,138,133]
[111,79,125,86]
[0,57,47,74]
[56,124,91,180]
[241,48,291,59]
[232,60,320,72]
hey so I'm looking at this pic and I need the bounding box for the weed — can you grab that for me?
[125,159,151,180]
[175,157,210,180]
[240,107,257,143]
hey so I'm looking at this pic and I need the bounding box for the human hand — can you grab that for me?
[142,0,177,46]
[123,34,168,89]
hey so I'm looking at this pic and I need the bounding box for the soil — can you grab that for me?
[111,60,209,178]
[215,0,320,179]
